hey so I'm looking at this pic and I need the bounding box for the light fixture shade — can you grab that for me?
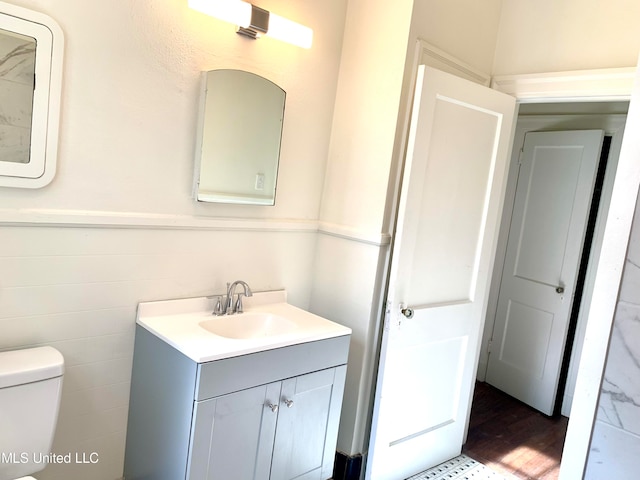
[267,12,313,49]
[188,0,251,28]
[189,0,313,49]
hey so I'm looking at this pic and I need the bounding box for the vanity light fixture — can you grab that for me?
[189,0,313,49]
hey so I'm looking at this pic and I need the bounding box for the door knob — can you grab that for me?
[401,307,414,319]
[555,286,565,294]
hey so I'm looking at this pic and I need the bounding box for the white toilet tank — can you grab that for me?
[0,346,64,480]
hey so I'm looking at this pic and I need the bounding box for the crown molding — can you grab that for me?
[418,39,491,86]
[492,67,636,102]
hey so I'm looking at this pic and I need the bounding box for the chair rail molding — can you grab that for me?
[317,221,391,247]
[0,208,392,248]
[0,208,318,233]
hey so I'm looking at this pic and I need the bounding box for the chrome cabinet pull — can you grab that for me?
[267,403,278,413]
[556,286,565,294]
[283,399,294,408]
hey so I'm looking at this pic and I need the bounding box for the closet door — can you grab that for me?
[486,130,603,415]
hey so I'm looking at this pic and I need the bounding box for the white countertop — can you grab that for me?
[136,290,351,363]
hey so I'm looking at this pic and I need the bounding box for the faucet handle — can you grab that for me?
[208,295,225,316]
[234,293,245,314]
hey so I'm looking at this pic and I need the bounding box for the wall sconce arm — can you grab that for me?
[237,4,269,39]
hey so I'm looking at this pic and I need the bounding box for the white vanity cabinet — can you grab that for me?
[124,325,350,480]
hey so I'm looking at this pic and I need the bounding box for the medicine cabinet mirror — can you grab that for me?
[0,1,63,188]
[194,69,285,205]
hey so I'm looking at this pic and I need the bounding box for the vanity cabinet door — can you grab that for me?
[188,382,281,480]
[270,366,347,480]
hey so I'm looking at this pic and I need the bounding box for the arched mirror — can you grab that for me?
[194,69,285,205]
[0,2,63,189]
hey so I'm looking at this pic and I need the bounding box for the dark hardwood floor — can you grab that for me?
[462,382,569,480]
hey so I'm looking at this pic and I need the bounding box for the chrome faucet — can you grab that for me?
[225,280,253,314]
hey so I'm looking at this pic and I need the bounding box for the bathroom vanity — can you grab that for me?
[124,290,351,480]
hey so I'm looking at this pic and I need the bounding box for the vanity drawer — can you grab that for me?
[194,334,350,401]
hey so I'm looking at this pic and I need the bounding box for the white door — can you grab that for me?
[485,130,603,415]
[366,66,516,480]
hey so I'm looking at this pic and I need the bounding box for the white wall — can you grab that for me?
[1,0,344,220]
[0,1,346,479]
[310,234,389,457]
[493,0,640,75]
[319,1,413,234]
[311,0,414,457]
[410,0,503,75]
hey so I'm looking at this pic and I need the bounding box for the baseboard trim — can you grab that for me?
[333,451,363,480]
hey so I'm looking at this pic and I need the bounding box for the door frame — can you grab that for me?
[368,40,639,479]
[487,67,640,479]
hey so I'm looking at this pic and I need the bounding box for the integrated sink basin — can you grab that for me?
[136,290,351,362]
[199,312,299,339]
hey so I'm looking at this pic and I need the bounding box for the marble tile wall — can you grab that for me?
[585,198,640,479]
[0,29,35,164]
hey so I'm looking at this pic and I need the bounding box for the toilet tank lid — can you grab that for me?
[0,346,64,389]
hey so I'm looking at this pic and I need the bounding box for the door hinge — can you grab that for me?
[518,149,524,165]
[487,340,493,354]
[383,300,392,331]
[383,300,402,331]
